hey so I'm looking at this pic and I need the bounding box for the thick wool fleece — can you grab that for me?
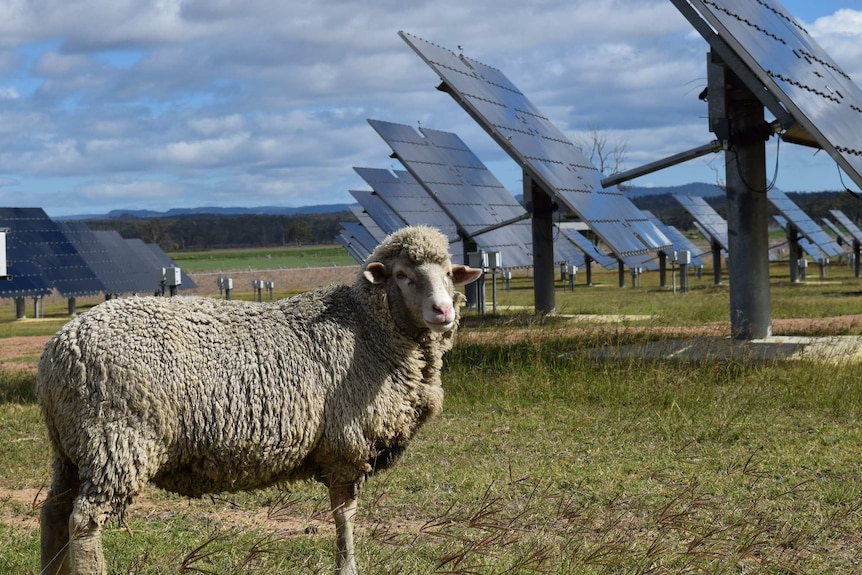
[37,257,454,519]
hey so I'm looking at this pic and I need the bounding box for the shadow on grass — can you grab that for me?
[0,369,37,403]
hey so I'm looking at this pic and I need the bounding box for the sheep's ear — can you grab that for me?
[451,264,483,286]
[363,262,388,285]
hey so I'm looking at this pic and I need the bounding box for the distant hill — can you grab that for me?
[624,182,724,198]
[61,203,353,220]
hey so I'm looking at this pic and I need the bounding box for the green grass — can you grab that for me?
[2,259,862,573]
[168,245,356,272]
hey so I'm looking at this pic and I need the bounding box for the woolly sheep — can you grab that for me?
[36,225,481,575]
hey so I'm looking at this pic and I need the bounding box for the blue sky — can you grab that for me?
[0,0,861,216]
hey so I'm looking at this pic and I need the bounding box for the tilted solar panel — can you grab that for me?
[829,210,862,245]
[0,207,103,298]
[674,195,729,250]
[400,32,672,260]
[767,189,843,258]
[349,189,409,236]
[774,214,826,260]
[672,0,862,189]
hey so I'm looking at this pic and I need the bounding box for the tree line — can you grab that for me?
[83,191,862,251]
[85,212,355,251]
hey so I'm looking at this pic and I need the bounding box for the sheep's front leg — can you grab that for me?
[329,482,359,575]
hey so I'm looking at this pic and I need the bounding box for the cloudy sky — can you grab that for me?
[1,0,861,217]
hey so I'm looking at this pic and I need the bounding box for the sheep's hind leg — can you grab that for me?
[41,456,80,575]
[329,482,359,575]
[67,490,113,575]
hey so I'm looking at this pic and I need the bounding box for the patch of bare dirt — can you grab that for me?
[0,336,49,373]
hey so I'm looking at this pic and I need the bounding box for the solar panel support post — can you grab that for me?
[711,239,722,285]
[711,51,772,339]
[524,173,555,316]
[68,297,76,317]
[618,260,625,288]
[787,226,801,283]
[14,297,24,319]
[658,251,668,287]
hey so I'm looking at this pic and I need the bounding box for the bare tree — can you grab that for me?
[576,127,629,177]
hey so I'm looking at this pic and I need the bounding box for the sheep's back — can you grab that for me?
[36,292,354,495]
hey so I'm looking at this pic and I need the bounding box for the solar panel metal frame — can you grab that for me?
[829,209,862,245]
[767,189,843,258]
[670,0,862,190]
[399,31,673,261]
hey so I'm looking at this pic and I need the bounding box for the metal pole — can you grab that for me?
[714,51,772,339]
[659,251,668,287]
[618,260,625,288]
[525,173,556,315]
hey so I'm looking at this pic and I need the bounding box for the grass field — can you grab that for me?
[168,245,356,272]
[2,248,862,574]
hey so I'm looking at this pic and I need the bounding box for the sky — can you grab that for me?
[1,1,862,217]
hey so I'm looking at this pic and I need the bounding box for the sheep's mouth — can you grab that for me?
[425,319,455,333]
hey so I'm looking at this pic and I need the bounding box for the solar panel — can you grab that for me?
[367,120,536,268]
[774,214,826,260]
[767,189,844,258]
[671,0,862,188]
[349,205,388,244]
[339,222,377,261]
[642,211,705,267]
[557,225,617,270]
[821,217,853,249]
[0,208,103,298]
[674,195,729,251]
[829,210,862,246]
[348,189,408,236]
[145,243,197,290]
[55,220,134,295]
[353,168,461,241]
[400,31,672,261]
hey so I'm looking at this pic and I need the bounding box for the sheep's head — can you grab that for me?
[363,226,482,334]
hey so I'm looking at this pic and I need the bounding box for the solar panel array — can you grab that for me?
[0,207,193,299]
[671,0,862,189]
[400,31,672,265]
[767,189,844,258]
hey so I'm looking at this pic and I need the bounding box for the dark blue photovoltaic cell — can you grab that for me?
[0,207,102,298]
[400,32,672,259]
[767,189,844,258]
[829,210,862,245]
[674,0,862,189]
[674,195,729,250]
[56,220,137,295]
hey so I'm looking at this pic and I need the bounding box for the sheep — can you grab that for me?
[36,225,482,575]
